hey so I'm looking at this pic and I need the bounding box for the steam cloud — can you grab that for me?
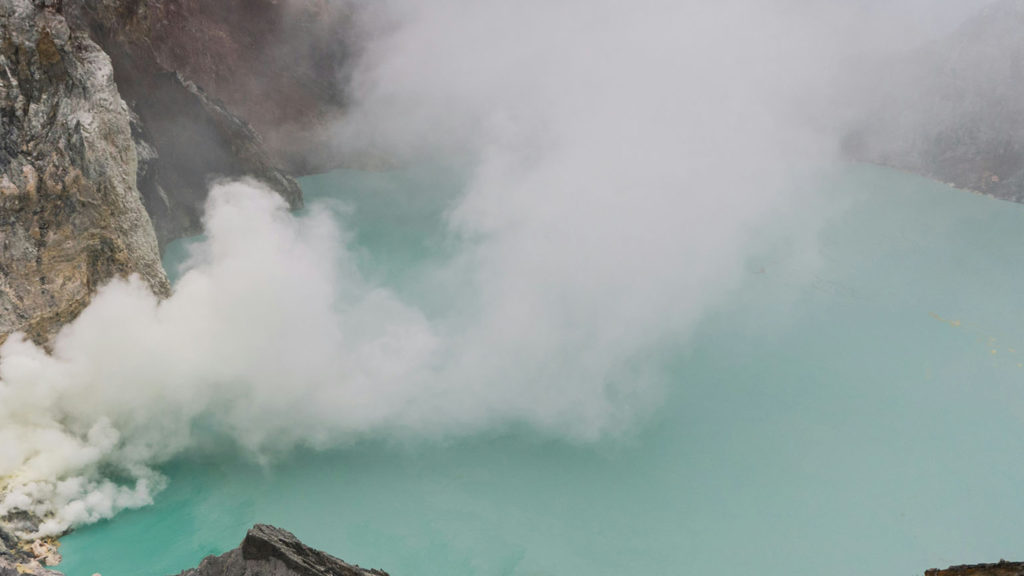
[0,0,988,537]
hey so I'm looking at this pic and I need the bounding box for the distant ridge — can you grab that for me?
[844,0,1024,202]
[926,560,1024,576]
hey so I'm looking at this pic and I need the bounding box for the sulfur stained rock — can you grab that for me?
[0,523,60,576]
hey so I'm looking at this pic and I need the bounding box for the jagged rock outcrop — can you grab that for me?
[844,0,1024,201]
[174,525,389,576]
[0,0,169,344]
[927,561,1024,576]
[66,0,305,247]
[0,0,333,346]
[0,521,61,576]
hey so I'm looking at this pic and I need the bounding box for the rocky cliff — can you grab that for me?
[0,0,346,568]
[844,0,1024,201]
[0,0,169,344]
[173,525,388,576]
[0,0,346,344]
[67,0,306,247]
[118,0,352,175]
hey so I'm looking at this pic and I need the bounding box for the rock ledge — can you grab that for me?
[926,561,1024,576]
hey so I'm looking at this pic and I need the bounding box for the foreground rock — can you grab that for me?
[173,524,388,576]
[844,0,1024,202]
[0,522,61,576]
[0,0,169,345]
[927,561,1024,576]
[0,558,61,576]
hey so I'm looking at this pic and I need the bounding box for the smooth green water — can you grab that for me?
[60,165,1024,576]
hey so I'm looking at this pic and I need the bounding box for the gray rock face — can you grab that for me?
[844,0,1024,201]
[0,0,316,343]
[68,0,304,247]
[174,525,389,576]
[0,0,169,344]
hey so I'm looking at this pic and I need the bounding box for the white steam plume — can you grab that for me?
[0,183,441,536]
[0,0,984,537]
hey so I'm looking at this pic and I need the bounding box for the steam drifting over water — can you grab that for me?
[0,0,988,537]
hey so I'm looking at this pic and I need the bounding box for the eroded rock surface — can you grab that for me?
[0,0,169,344]
[0,0,332,344]
[174,524,389,576]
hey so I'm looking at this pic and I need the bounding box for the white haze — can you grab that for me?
[0,0,991,537]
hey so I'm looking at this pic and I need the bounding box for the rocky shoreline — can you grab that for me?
[4,519,1021,576]
[0,0,344,569]
[0,526,61,576]
[0,523,390,576]
[0,0,346,347]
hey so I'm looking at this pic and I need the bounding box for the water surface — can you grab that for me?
[60,165,1024,576]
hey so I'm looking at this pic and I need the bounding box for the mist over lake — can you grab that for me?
[57,164,1024,576]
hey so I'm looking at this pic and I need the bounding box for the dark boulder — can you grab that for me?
[174,525,389,576]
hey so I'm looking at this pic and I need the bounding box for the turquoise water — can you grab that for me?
[60,165,1024,575]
